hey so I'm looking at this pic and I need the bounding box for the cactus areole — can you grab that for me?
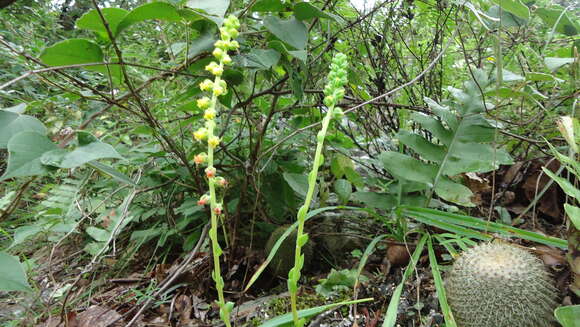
[445,243,558,327]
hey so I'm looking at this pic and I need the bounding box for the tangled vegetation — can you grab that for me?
[0,0,578,326]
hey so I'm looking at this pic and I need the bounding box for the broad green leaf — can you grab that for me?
[40,132,123,169]
[252,0,285,12]
[434,177,475,207]
[424,100,458,130]
[536,7,579,36]
[454,116,496,143]
[0,110,46,149]
[283,172,309,197]
[238,49,281,70]
[500,69,525,82]
[411,113,453,145]
[487,87,541,100]
[177,8,205,22]
[555,305,580,327]
[444,142,512,176]
[84,242,107,256]
[525,72,561,82]
[344,166,364,188]
[486,5,527,28]
[0,131,57,181]
[330,153,354,179]
[40,39,121,82]
[397,130,445,163]
[260,298,372,327]
[222,69,244,86]
[545,57,575,71]
[294,2,336,20]
[264,16,308,50]
[0,252,31,292]
[186,0,230,25]
[352,192,396,210]
[565,204,580,230]
[187,30,216,59]
[86,227,110,242]
[491,0,529,20]
[87,161,138,186]
[75,8,129,37]
[268,40,308,61]
[315,268,363,297]
[40,39,103,69]
[117,2,182,34]
[333,179,352,204]
[10,225,43,248]
[543,168,580,200]
[379,152,436,185]
[3,103,27,114]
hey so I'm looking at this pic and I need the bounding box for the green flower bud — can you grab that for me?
[199,79,214,92]
[324,95,335,107]
[229,40,240,50]
[332,107,344,119]
[222,54,232,65]
[213,47,224,59]
[197,97,211,109]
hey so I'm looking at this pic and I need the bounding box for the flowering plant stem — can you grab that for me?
[193,15,240,327]
[287,53,348,327]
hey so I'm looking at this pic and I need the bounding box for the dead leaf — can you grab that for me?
[76,305,124,327]
[534,245,566,271]
[522,160,561,221]
[174,294,193,326]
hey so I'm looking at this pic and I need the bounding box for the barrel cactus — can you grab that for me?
[445,242,558,327]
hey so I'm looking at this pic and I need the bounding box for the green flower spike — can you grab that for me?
[192,14,240,327]
[288,53,348,327]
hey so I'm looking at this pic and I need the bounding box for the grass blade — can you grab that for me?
[354,234,388,290]
[427,234,457,327]
[400,206,567,249]
[382,234,427,327]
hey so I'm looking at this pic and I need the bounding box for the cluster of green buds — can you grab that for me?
[192,14,240,327]
[322,54,348,113]
[287,53,348,327]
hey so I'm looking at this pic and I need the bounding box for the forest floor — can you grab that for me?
[1,158,577,326]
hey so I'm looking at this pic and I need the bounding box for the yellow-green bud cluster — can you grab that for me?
[323,53,348,109]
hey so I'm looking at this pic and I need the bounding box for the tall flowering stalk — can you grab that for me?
[287,53,348,327]
[193,15,240,327]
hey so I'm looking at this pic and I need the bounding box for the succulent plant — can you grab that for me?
[445,242,558,327]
